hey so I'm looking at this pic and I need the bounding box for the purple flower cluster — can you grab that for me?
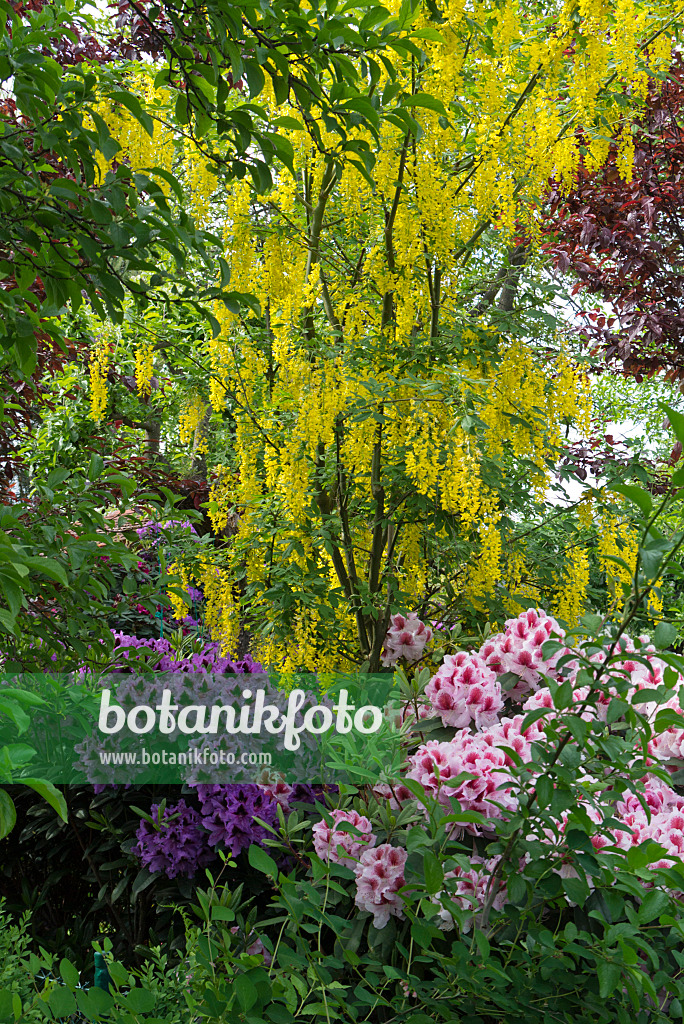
[133,799,214,879]
[135,519,199,540]
[194,784,278,856]
[109,632,263,675]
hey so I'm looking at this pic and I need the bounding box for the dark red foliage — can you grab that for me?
[543,57,684,380]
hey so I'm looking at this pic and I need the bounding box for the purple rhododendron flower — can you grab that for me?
[194,784,278,856]
[133,799,214,879]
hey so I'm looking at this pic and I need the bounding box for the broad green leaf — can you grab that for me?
[610,483,652,517]
[0,788,16,839]
[248,844,278,877]
[597,959,622,999]
[21,778,67,822]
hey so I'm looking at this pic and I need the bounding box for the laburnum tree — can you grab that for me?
[81,0,681,670]
[0,0,432,639]
[544,54,684,382]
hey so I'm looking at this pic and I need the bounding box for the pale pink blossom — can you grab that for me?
[257,779,294,809]
[480,609,565,696]
[372,782,414,809]
[381,613,433,667]
[354,844,408,928]
[481,714,545,766]
[433,857,507,932]
[425,651,503,729]
[407,733,518,829]
[312,809,376,866]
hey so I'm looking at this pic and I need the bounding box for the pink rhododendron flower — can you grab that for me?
[522,684,619,724]
[615,776,684,818]
[257,778,294,808]
[354,844,408,928]
[372,782,414,809]
[425,652,503,729]
[481,714,545,766]
[313,809,376,866]
[644,690,684,761]
[381,613,433,667]
[479,609,565,696]
[433,857,507,932]
[407,733,518,829]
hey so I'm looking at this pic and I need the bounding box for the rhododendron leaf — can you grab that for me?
[535,775,553,809]
[654,708,684,732]
[507,873,526,904]
[579,613,604,632]
[554,680,573,710]
[0,789,16,840]
[422,851,443,894]
[606,698,626,724]
[638,888,670,924]
[630,689,665,705]
[248,844,278,878]
[521,708,552,732]
[441,810,487,824]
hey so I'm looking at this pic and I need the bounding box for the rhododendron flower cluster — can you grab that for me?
[313,809,376,866]
[425,651,503,728]
[433,857,507,932]
[480,608,564,695]
[194,784,278,856]
[133,799,214,879]
[136,519,199,539]
[353,844,408,928]
[108,632,263,675]
[381,613,432,666]
[407,733,519,827]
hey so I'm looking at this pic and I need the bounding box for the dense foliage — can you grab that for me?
[4,0,684,1021]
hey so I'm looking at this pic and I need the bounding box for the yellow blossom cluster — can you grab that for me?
[134,342,155,397]
[597,512,639,613]
[167,560,191,621]
[89,336,110,423]
[555,546,591,627]
[179,394,208,451]
[93,76,175,184]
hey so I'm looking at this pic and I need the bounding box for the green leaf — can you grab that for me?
[535,774,553,809]
[562,875,590,906]
[0,789,16,839]
[423,850,443,894]
[21,778,67,822]
[663,403,684,448]
[48,985,77,1018]
[610,483,652,516]
[21,556,68,586]
[125,987,156,1013]
[109,90,155,137]
[597,959,622,999]
[211,905,236,922]
[248,844,278,877]
[401,93,447,115]
[654,621,677,649]
[235,974,258,1012]
[88,454,104,481]
[637,888,670,923]
[59,958,80,989]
